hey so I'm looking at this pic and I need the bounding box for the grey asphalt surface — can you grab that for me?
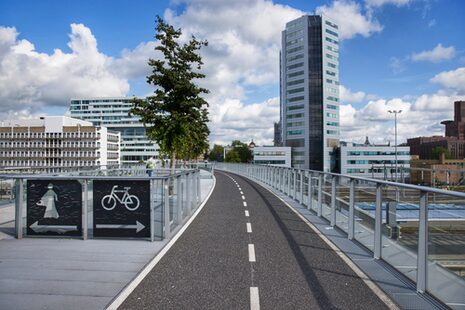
[120,171,390,310]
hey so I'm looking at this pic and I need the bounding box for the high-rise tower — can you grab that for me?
[280,15,340,171]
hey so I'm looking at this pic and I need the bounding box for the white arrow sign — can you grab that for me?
[29,221,78,233]
[96,221,145,233]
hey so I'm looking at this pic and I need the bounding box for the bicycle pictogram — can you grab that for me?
[101,185,140,211]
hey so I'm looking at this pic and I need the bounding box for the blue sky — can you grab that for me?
[0,0,464,145]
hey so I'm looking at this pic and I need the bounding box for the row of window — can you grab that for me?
[325,20,338,29]
[326,87,337,94]
[327,121,339,127]
[287,96,304,103]
[287,87,304,95]
[327,62,337,69]
[325,28,338,37]
[347,160,409,165]
[287,113,304,119]
[286,29,303,40]
[325,37,339,45]
[287,121,304,127]
[327,104,338,110]
[326,70,337,77]
[326,45,338,53]
[287,78,304,87]
[347,151,410,156]
[327,112,338,118]
[287,62,304,70]
[287,53,304,62]
[254,151,287,156]
[287,37,303,47]
[287,45,304,54]
[288,130,304,135]
[326,78,339,85]
[287,70,304,78]
[254,160,286,165]
[0,160,98,167]
[326,53,338,61]
[327,96,339,102]
[327,130,339,135]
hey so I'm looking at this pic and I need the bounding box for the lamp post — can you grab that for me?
[388,110,402,182]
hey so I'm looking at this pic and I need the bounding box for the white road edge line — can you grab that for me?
[266,186,399,310]
[250,287,260,310]
[241,195,246,200]
[243,201,247,207]
[245,210,249,217]
[240,191,244,195]
[248,244,256,262]
[105,175,217,310]
[246,222,252,233]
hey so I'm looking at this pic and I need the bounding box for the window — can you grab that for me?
[326,70,336,76]
[326,45,339,53]
[327,130,339,135]
[287,87,304,95]
[287,113,304,119]
[287,96,304,103]
[286,29,303,39]
[287,46,304,54]
[327,96,339,102]
[287,70,304,78]
[287,54,304,62]
[325,37,339,45]
[287,130,304,135]
[287,121,304,127]
[287,79,304,86]
[287,37,303,46]
[327,112,337,118]
[326,53,338,61]
[287,62,304,70]
[327,104,338,110]
[287,105,304,111]
[327,62,337,69]
[326,87,337,94]
[325,29,338,37]
[325,20,338,29]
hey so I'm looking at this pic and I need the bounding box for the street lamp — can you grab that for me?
[388,110,402,182]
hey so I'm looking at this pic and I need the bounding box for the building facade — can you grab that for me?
[339,141,410,180]
[252,146,292,167]
[69,97,158,165]
[0,116,120,168]
[407,101,465,160]
[280,15,340,171]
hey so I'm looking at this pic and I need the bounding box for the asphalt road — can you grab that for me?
[120,171,390,310]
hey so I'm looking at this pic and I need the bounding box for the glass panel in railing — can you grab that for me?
[381,185,419,283]
[168,176,177,232]
[321,175,332,220]
[427,190,465,309]
[335,176,350,233]
[302,172,309,207]
[310,174,319,213]
[353,180,377,252]
[0,178,15,238]
[289,170,294,197]
[152,179,164,240]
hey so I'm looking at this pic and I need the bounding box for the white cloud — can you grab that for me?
[0,24,129,119]
[339,85,366,103]
[316,0,383,40]
[431,67,465,93]
[411,44,456,63]
[365,0,411,8]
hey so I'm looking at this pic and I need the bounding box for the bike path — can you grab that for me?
[120,171,390,309]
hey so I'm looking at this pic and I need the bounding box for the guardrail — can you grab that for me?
[1,168,203,242]
[216,163,465,310]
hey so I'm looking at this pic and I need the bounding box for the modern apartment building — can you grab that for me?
[69,97,158,165]
[339,141,410,180]
[252,146,292,167]
[0,116,120,168]
[280,15,340,171]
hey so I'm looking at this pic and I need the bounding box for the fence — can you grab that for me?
[217,163,465,310]
[1,168,203,242]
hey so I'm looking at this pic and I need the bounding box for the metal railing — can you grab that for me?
[1,168,203,242]
[216,163,465,310]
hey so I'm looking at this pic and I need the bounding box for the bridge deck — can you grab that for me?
[121,171,391,309]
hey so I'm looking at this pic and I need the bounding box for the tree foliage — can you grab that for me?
[432,146,452,160]
[225,149,241,163]
[231,140,252,163]
[131,16,210,167]
[209,144,224,162]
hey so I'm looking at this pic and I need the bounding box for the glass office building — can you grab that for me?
[280,15,340,171]
[68,97,158,165]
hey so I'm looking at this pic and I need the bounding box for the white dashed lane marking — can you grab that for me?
[241,195,246,200]
[246,223,252,233]
[245,210,249,217]
[250,287,260,310]
[243,201,247,207]
[248,244,256,262]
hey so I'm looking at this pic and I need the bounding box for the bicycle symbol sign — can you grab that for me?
[101,185,140,211]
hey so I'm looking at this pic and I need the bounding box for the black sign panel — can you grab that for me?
[93,180,150,238]
[27,180,82,236]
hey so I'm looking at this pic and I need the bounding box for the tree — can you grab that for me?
[231,140,252,163]
[131,16,210,169]
[432,146,452,160]
[225,149,241,163]
[209,144,224,162]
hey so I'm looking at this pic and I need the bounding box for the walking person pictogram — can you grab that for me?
[37,183,59,219]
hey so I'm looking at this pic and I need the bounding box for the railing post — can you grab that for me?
[150,179,155,242]
[15,178,24,239]
[287,169,291,195]
[331,176,337,226]
[348,179,355,240]
[293,169,297,199]
[176,176,182,225]
[317,174,322,217]
[308,172,313,210]
[417,190,428,293]
[186,173,192,214]
[299,170,304,204]
[374,183,383,259]
[164,179,170,239]
[82,179,88,240]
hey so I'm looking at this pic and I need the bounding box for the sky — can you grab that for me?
[0,0,464,146]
